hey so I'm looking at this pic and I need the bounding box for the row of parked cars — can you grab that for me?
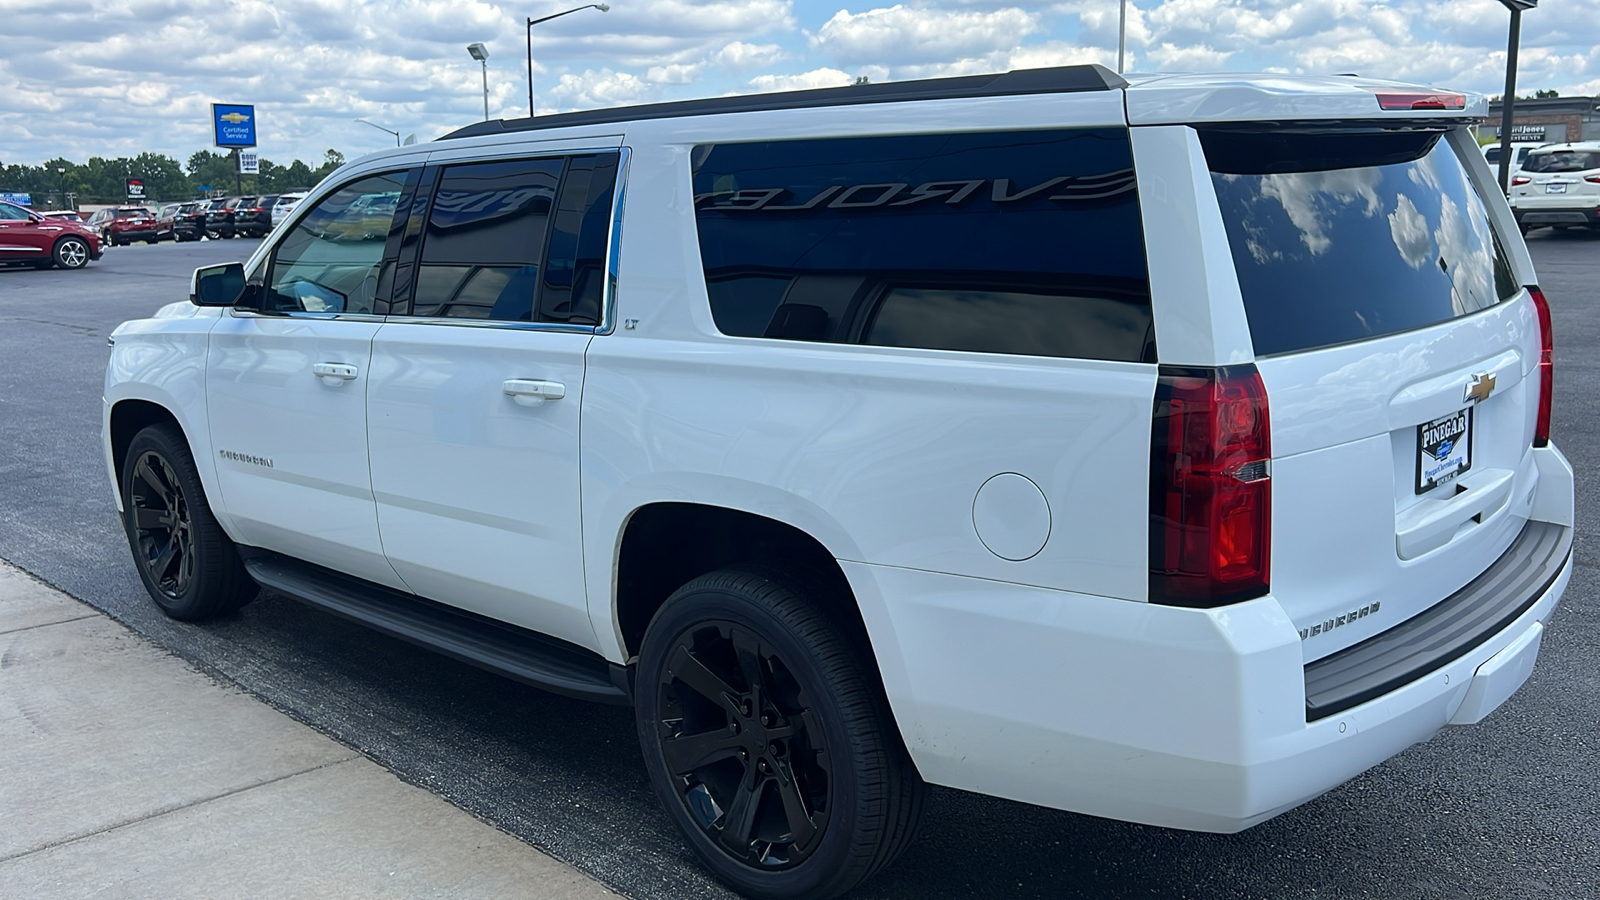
[78,193,309,246]
[1482,139,1600,233]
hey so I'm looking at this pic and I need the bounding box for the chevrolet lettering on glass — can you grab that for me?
[694,170,1137,211]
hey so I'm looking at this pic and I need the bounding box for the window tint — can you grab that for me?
[1204,130,1518,357]
[265,171,407,314]
[691,129,1154,362]
[539,153,620,326]
[1522,150,1600,173]
[410,158,563,321]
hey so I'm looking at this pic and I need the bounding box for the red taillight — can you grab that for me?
[1512,175,1532,186]
[1584,175,1600,184]
[1375,91,1465,111]
[1150,365,1271,607]
[1530,287,1553,447]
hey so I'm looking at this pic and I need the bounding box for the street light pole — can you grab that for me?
[467,43,491,121]
[56,166,66,212]
[1117,0,1127,74]
[1495,0,1538,194]
[525,3,610,117]
[354,118,402,147]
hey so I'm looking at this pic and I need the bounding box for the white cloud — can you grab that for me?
[745,67,854,93]
[715,41,790,69]
[544,69,656,111]
[810,5,1042,67]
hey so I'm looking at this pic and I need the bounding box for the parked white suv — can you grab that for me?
[1509,141,1600,233]
[104,67,1573,900]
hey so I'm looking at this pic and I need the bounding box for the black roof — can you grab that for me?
[443,65,1128,141]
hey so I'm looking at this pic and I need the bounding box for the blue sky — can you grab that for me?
[1,0,1595,166]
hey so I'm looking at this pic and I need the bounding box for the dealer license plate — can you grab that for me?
[1546,183,1567,193]
[1416,407,1473,494]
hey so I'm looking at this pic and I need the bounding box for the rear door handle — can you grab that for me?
[502,379,566,406]
[312,362,359,385]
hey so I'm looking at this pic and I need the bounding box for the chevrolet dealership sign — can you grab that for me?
[212,103,257,148]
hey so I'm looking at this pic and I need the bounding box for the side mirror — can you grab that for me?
[190,262,245,307]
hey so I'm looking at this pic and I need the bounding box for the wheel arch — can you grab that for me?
[108,398,185,502]
[611,502,873,669]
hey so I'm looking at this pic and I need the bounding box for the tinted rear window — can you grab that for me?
[1522,150,1600,173]
[1204,130,1518,357]
[692,129,1154,363]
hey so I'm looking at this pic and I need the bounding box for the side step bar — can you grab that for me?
[243,554,631,706]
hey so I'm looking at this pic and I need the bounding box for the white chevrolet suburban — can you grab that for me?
[103,67,1574,900]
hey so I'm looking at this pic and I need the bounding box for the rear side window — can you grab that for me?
[1204,129,1518,357]
[691,129,1154,363]
[411,158,564,320]
[1522,150,1600,173]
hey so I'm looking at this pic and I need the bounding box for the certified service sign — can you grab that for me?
[212,103,257,148]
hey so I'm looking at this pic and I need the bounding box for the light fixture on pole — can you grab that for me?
[354,117,402,147]
[467,42,491,121]
[1494,0,1538,194]
[525,3,610,117]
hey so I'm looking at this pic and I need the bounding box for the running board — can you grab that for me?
[242,554,631,705]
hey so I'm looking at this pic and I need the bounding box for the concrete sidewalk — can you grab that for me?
[0,562,617,900]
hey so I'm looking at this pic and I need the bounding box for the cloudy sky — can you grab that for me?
[2,0,1595,167]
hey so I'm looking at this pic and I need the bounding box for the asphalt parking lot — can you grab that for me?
[1,234,1597,899]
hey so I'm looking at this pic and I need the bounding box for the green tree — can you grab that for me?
[312,149,346,183]
[1534,89,1559,99]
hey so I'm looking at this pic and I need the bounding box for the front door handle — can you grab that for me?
[312,362,359,385]
[503,379,566,406]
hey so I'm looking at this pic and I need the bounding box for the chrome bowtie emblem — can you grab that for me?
[1464,372,1496,404]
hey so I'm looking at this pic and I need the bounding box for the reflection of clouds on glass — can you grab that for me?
[1247,168,1383,258]
[1434,193,1495,316]
[1408,151,1442,192]
[1388,193,1433,270]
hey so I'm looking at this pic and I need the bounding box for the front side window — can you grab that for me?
[1204,129,1518,356]
[265,172,407,314]
[691,129,1155,362]
[0,202,29,221]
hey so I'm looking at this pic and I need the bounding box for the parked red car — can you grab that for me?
[85,206,160,245]
[0,200,103,269]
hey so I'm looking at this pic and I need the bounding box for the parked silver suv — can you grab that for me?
[104,67,1573,900]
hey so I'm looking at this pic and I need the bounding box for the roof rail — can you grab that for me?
[442,64,1128,141]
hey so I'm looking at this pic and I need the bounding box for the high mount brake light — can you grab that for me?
[1149,365,1272,607]
[1530,288,1553,447]
[1375,91,1466,111]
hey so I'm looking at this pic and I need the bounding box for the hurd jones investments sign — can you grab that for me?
[212,103,257,148]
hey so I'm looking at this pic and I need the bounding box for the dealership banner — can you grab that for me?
[212,103,258,148]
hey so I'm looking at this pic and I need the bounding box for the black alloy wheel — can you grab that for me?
[121,424,256,620]
[128,449,196,599]
[637,567,923,900]
[657,620,833,869]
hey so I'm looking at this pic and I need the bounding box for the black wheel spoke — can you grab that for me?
[135,457,169,499]
[661,726,744,776]
[150,537,180,582]
[772,759,819,849]
[732,628,766,709]
[668,645,741,714]
[133,505,168,531]
[719,770,763,851]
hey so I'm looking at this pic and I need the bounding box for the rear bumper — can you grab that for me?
[850,445,1574,833]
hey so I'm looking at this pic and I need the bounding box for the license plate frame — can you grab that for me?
[1416,407,1473,494]
[1546,183,1568,194]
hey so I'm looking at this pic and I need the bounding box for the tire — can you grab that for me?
[636,566,923,900]
[120,424,257,621]
[52,236,91,269]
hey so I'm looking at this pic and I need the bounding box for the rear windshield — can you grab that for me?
[1522,150,1600,173]
[1204,130,1518,357]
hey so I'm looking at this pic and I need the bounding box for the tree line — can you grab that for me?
[0,149,349,208]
